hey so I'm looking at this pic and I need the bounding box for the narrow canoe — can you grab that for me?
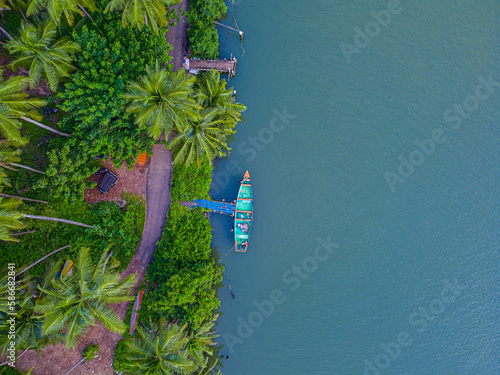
[234,171,253,252]
[130,289,144,336]
[61,260,74,277]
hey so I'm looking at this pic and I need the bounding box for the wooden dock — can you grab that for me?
[184,58,237,77]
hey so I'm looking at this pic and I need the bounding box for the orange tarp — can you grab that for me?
[136,152,147,166]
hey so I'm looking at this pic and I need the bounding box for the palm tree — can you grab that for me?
[26,0,95,27]
[122,318,198,375]
[0,71,71,141]
[187,315,218,368]
[0,170,11,188]
[124,61,199,139]
[5,21,81,92]
[0,272,65,354]
[104,0,179,35]
[168,109,235,167]
[0,165,48,201]
[0,197,25,242]
[0,197,95,242]
[34,248,136,348]
[193,70,246,124]
[0,140,46,174]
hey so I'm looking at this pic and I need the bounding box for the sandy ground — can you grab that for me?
[84,156,149,204]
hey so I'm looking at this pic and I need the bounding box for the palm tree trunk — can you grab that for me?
[16,244,70,277]
[0,193,48,203]
[138,320,152,333]
[12,230,36,236]
[0,25,13,40]
[0,163,17,171]
[10,163,46,175]
[0,348,29,366]
[102,251,113,272]
[20,117,71,137]
[22,214,95,228]
[78,5,94,22]
[63,357,86,375]
[19,9,28,23]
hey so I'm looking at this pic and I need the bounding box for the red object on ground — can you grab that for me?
[136,152,147,166]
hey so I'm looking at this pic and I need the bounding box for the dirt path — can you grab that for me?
[16,144,173,375]
[167,0,190,70]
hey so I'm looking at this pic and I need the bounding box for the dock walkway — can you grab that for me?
[184,58,237,77]
[180,199,235,216]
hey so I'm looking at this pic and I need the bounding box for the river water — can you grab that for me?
[210,1,500,374]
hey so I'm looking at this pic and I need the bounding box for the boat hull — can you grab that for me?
[234,171,253,252]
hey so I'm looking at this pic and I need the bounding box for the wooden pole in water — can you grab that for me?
[215,21,244,39]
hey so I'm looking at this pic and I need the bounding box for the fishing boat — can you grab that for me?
[130,289,144,336]
[61,260,74,276]
[234,171,253,252]
[56,260,74,279]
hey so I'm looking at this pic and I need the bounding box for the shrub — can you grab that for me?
[83,343,99,361]
[0,197,145,276]
[0,10,22,37]
[187,0,227,59]
[113,339,133,374]
[143,162,223,329]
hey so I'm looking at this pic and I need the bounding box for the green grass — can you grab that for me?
[83,343,99,361]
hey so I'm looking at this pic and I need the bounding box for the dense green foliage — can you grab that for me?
[113,339,132,373]
[37,0,172,200]
[142,162,223,330]
[187,0,226,59]
[34,138,98,201]
[0,10,23,36]
[0,194,145,275]
[1,121,145,319]
[0,366,22,375]
[0,71,46,146]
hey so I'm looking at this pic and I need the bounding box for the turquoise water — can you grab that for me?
[211,1,500,374]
